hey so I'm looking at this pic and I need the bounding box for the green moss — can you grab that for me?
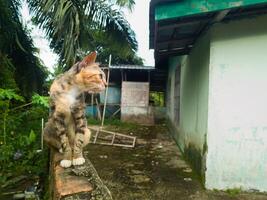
[202,139,207,155]
[184,144,203,178]
[226,188,242,197]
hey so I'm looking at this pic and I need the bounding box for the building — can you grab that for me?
[87,65,167,124]
[150,0,267,192]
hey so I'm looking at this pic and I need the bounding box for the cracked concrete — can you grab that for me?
[86,124,267,200]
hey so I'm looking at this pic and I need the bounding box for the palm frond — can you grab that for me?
[27,0,138,69]
[84,1,138,51]
[114,0,135,11]
[0,0,47,97]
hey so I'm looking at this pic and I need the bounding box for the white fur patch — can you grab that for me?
[60,160,72,168]
[72,157,85,166]
[66,87,80,105]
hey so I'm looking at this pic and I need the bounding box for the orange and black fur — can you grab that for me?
[44,52,106,168]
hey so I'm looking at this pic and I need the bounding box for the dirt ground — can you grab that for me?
[86,123,267,200]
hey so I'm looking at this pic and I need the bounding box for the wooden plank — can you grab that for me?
[89,127,136,148]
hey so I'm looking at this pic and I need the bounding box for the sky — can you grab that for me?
[21,0,154,72]
[124,0,155,66]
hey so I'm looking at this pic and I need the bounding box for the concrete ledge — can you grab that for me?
[50,150,113,200]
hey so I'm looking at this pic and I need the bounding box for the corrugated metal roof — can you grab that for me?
[110,65,155,70]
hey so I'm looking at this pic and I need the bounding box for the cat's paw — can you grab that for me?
[60,160,72,168]
[72,157,85,166]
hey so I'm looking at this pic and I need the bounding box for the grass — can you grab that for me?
[87,117,140,130]
[226,188,242,197]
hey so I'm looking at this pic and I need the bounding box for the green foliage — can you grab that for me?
[150,92,164,107]
[0,55,18,90]
[226,188,242,197]
[31,93,49,108]
[111,0,135,10]
[28,130,37,145]
[0,0,48,98]
[0,0,49,195]
[27,0,140,69]
[89,30,144,65]
[0,88,25,102]
[0,89,25,145]
[0,89,49,187]
[87,117,140,130]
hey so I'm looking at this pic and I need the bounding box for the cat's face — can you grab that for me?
[75,52,107,93]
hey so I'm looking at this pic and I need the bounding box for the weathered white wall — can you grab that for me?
[121,82,153,124]
[179,33,210,152]
[206,14,267,192]
[167,33,210,175]
[166,57,178,125]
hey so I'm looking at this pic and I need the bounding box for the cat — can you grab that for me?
[43,52,106,168]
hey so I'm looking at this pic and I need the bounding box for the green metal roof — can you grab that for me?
[149,0,267,68]
[155,0,267,20]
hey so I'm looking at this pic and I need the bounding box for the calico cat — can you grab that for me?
[44,52,106,168]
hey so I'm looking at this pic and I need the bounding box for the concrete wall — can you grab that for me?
[167,33,210,176]
[166,57,178,125]
[206,14,267,192]
[121,82,153,124]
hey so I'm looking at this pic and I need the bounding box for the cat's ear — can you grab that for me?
[82,51,97,65]
[75,51,97,73]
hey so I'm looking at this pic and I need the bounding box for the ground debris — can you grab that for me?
[183,168,193,173]
[183,178,192,182]
[85,124,267,200]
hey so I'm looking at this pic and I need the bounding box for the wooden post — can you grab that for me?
[95,98,102,121]
[41,118,44,150]
[91,94,94,106]
[101,55,111,127]
[91,94,94,118]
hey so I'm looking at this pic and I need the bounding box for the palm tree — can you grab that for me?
[109,0,135,10]
[27,0,139,69]
[0,0,47,98]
